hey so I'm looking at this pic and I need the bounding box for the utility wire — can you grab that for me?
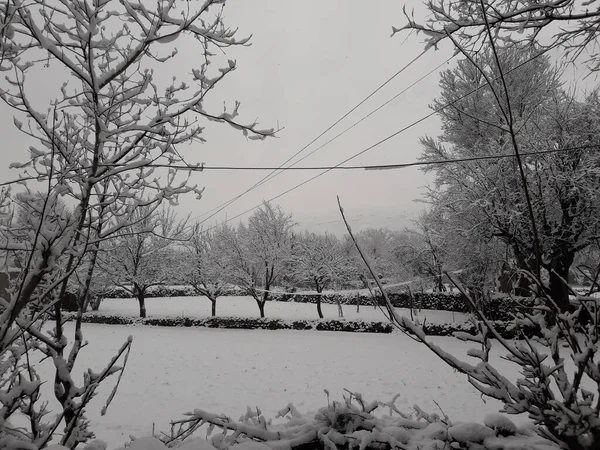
[144,144,598,172]
[198,42,566,233]
[192,45,431,226]
[253,54,455,177]
[203,145,594,233]
[91,54,452,182]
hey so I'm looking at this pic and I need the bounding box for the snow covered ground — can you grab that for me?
[96,295,469,324]
[33,322,532,448]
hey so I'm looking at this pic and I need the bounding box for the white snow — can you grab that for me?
[96,295,468,324]
[448,422,495,443]
[125,437,165,450]
[484,413,517,435]
[31,322,530,449]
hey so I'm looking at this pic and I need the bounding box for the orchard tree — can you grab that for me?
[342,228,406,288]
[291,231,347,318]
[404,211,448,292]
[98,205,186,318]
[185,223,226,317]
[216,202,294,318]
[418,205,507,303]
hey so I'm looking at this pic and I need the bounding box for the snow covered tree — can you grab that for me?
[98,205,187,318]
[573,239,600,294]
[394,0,600,73]
[341,228,406,287]
[184,223,226,317]
[402,211,448,292]
[215,202,294,318]
[419,47,600,312]
[291,231,347,318]
[0,1,272,445]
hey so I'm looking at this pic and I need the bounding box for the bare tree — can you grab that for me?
[184,224,226,317]
[341,228,406,287]
[405,211,448,292]
[98,205,187,318]
[291,231,347,318]
[216,203,294,318]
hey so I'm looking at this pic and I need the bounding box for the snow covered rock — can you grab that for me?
[483,414,517,436]
[448,422,495,443]
[411,422,448,442]
[381,425,412,444]
[484,435,560,450]
[82,441,108,450]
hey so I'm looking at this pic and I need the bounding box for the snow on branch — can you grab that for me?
[159,392,557,450]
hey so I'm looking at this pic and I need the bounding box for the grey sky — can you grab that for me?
[0,0,456,235]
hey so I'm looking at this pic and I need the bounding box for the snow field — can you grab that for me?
[96,295,469,324]
[33,323,531,449]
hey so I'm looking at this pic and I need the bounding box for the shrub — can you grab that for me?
[156,391,557,450]
[60,313,395,334]
[60,312,542,338]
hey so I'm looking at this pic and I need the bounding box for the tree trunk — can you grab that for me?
[89,296,102,311]
[512,248,535,296]
[211,298,217,317]
[255,289,268,318]
[137,291,146,318]
[315,283,324,319]
[547,253,574,314]
[437,271,445,292]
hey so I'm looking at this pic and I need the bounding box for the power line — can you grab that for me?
[254,54,455,176]
[198,42,566,232]
[192,46,432,226]
[144,145,599,172]
[201,142,597,233]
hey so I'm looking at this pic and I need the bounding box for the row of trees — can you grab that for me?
[73,200,484,319]
[81,202,417,318]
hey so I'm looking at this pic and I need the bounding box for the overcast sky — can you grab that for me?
[0,0,457,235]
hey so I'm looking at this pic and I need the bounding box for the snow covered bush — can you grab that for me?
[275,291,534,321]
[152,391,557,450]
[60,313,394,334]
[379,279,600,450]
